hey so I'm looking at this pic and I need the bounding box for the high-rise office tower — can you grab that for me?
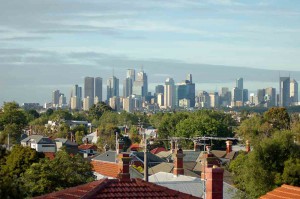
[195,91,210,108]
[59,94,66,107]
[84,77,94,105]
[232,87,243,103]
[175,77,195,107]
[243,89,248,103]
[94,77,103,103]
[123,69,135,98]
[257,89,265,104]
[265,87,276,107]
[133,70,148,97]
[70,85,82,110]
[155,85,164,95]
[209,92,219,108]
[126,69,135,81]
[52,90,60,107]
[236,78,243,90]
[186,74,192,83]
[290,79,298,104]
[279,77,290,107]
[164,78,175,108]
[107,76,119,100]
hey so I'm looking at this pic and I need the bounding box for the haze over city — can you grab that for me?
[1,0,300,104]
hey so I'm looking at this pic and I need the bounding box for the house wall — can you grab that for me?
[36,144,56,153]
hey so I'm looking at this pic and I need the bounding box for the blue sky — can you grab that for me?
[0,0,300,104]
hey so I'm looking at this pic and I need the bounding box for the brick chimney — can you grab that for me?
[173,148,185,176]
[117,153,131,181]
[205,165,224,199]
[206,145,211,153]
[226,140,232,154]
[201,152,220,180]
[116,139,124,155]
[194,141,200,151]
[246,140,251,152]
[170,140,176,153]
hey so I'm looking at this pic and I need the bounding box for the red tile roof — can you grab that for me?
[260,184,300,199]
[150,147,167,154]
[34,178,201,199]
[91,160,119,178]
[78,144,97,150]
[129,143,142,151]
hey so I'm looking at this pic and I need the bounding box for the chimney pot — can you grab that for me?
[117,153,131,181]
[205,166,224,199]
[226,140,232,154]
[116,139,124,155]
[172,148,185,176]
[170,140,176,153]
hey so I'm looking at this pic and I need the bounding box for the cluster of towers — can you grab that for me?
[51,70,299,111]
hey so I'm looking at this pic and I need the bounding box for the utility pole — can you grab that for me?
[139,118,149,182]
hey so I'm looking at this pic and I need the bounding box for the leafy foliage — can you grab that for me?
[21,150,94,197]
[230,131,300,198]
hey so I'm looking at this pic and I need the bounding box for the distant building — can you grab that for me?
[52,90,60,108]
[209,92,219,108]
[179,98,190,108]
[123,96,133,112]
[109,96,120,111]
[84,77,95,105]
[195,91,210,108]
[164,78,175,108]
[94,77,103,103]
[132,70,148,97]
[257,89,265,105]
[123,69,135,98]
[155,85,164,96]
[290,79,298,104]
[232,87,243,105]
[107,76,119,100]
[265,87,276,107]
[279,77,290,107]
[157,93,164,108]
[175,75,195,107]
[83,96,92,111]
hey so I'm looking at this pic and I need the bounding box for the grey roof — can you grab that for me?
[54,138,78,146]
[92,151,116,163]
[148,162,199,178]
[149,172,238,199]
[21,135,54,144]
[131,152,165,165]
[182,150,202,162]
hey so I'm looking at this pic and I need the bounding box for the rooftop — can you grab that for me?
[35,178,200,199]
[260,184,300,199]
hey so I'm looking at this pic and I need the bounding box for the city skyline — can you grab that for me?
[1,1,300,104]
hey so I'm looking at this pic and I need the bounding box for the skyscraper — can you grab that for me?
[70,85,82,110]
[123,69,135,98]
[290,79,298,104]
[133,70,148,97]
[279,77,290,107]
[186,74,192,83]
[236,78,243,90]
[155,85,164,95]
[265,87,276,107]
[164,78,175,108]
[84,77,94,105]
[257,89,265,104]
[94,77,103,103]
[175,77,195,107]
[52,90,60,107]
[107,76,119,100]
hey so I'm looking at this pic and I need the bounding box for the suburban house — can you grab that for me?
[259,184,300,199]
[78,143,98,157]
[34,153,200,199]
[54,138,78,154]
[21,135,56,153]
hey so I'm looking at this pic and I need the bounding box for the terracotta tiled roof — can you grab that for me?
[35,178,201,199]
[260,184,300,199]
[129,143,142,151]
[150,147,167,154]
[78,144,97,150]
[91,160,119,178]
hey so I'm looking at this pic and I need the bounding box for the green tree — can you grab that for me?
[75,131,84,145]
[264,107,290,130]
[230,130,300,198]
[88,102,112,120]
[21,150,94,197]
